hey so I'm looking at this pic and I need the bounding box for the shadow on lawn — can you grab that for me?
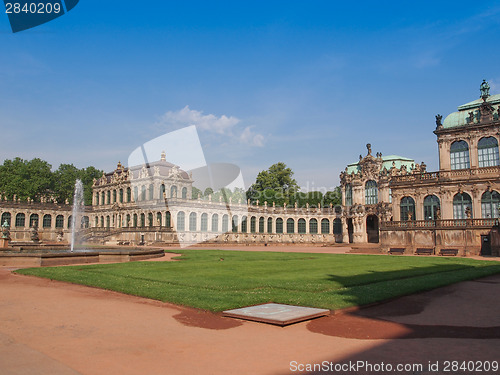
[325,262,500,308]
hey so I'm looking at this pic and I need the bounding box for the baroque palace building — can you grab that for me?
[1,81,499,254]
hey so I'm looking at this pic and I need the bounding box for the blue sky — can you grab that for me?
[1,1,500,191]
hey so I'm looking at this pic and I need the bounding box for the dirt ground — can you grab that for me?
[1,246,500,375]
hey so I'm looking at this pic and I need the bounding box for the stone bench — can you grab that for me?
[439,248,458,256]
[415,248,433,256]
[389,248,405,255]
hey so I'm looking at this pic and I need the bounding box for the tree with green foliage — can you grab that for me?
[0,157,102,205]
[247,162,299,204]
[0,157,54,201]
[323,187,342,207]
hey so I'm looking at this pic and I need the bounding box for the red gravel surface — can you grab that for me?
[1,247,500,375]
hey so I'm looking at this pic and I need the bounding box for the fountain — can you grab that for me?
[0,179,165,267]
[70,179,84,252]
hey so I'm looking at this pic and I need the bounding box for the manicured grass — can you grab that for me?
[15,251,500,312]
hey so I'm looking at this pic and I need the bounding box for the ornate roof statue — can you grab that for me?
[366,143,372,156]
[435,114,442,129]
[480,79,490,100]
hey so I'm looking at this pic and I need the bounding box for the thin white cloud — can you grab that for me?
[158,106,265,147]
[159,105,239,135]
[240,126,265,147]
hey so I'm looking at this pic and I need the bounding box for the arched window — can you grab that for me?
[400,196,416,221]
[298,218,306,234]
[149,184,154,200]
[250,216,257,233]
[222,214,229,232]
[101,192,105,205]
[127,187,131,202]
[43,214,52,228]
[100,216,104,228]
[201,213,208,232]
[55,215,64,228]
[67,215,72,229]
[267,217,273,233]
[345,184,353,206]
[182,187,187,199]
[176,211,185,231]
[424,195,440,220]
[171,185,177,198]
[478,137,499,167]
[133,187,138,202]
[106,216,110,228]
[453,193,472,219]
[287,218,295,233]
[148,213,153,227]
[166,211,171,227]
[29,213,39,228]
[241,216,247,232]
[160,184,165,199]
[276,218,283,234]
[140,213,145,227]
[481,191,500,218]
[1,212,11,227]
[119,189,123,203]
[321,218,330,234]
[133,214,138,228]
[95,193,99,205]
[258,217,265,233]
[156,212,162,227]
[365,180,378,204]
[189,212,197,231]
[126,214,130,227]
[450,140,470,170]
[107,191,111,204]
[141,186,146,201]
[211,214,219,232]
[232,215,238,233]
[113,190,117,203]
[333,218,342,235]
[309,218,318,234]
[95,217,98,228]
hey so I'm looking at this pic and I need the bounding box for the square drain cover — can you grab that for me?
[223,303,329,326]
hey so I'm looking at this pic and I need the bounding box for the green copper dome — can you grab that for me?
[442,93,500,129]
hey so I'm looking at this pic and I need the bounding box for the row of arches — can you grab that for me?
[94,212,343,235]
[94,185,189,206]
[1,212,90,229]
[450,136,499,170]
[399,191,500,220]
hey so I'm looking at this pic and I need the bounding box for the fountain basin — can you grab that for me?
[0,248,165,267]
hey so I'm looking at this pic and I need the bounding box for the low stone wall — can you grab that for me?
[380,227,499,256]
[87,229,337,247]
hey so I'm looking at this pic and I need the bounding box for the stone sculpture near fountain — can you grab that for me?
[30,224,40,243]
[1,220,11,249]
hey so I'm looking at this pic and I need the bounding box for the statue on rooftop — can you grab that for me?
[435,114,442,127]
[468,111,475,124]
[366,143,372,155]
[480,79,490,100]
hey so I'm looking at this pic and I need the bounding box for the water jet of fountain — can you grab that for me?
[70,179,84,252]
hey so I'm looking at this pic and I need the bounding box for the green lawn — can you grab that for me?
[15,251,500,312]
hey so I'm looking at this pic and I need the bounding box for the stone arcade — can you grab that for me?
[1,82,499,255]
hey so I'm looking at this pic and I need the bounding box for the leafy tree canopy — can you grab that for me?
[247,162,299,204]
[0,157,102,205]
[246,163,342,208]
